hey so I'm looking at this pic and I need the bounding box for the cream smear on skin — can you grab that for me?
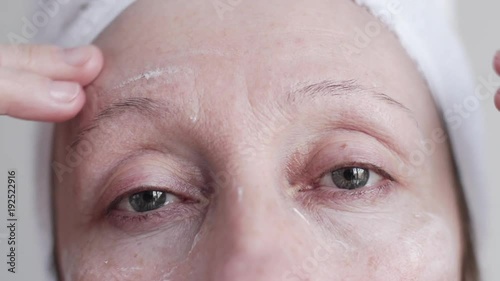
[110,47,234,91]
[112,66,195,90]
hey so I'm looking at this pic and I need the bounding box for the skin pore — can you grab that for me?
[53,0,465,280]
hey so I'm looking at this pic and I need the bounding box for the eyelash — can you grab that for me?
[300,161,397,204]
[106,186,201,230]
[105,160,397,230]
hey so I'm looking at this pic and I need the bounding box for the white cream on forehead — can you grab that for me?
[112,66,194,90]
[110,47,234,91]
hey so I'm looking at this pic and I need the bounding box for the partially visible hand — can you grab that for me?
[494,51,500,110]
[0,44,103,121]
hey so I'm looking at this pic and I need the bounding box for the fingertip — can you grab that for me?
[495,90,500,111]
[13,84,86,122]
[77,45,104,86]
[47,85,86,122]
[494,50,500,75]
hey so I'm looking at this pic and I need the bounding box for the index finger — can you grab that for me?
[0,44,103,85]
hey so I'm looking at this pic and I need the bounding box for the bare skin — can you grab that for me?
[53,0,464,280]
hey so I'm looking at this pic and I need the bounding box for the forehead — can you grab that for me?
[92,0,405,85]
[71,0,435,135]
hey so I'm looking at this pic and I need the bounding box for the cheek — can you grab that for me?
[61,219,203,281]
[371,214,459,280]
[313,212,461,281]
[65,241,174,281]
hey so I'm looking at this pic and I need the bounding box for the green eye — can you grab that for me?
[320,167,382,190]
[125,190,180,213]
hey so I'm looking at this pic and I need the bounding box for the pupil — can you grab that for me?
[332,167,370,190]
[129,191,167,212]
[343,169,357,181]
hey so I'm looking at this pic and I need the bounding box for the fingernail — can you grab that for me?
[50,81,80,103]
[61,46,92,66]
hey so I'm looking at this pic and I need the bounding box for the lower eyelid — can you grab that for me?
[107,202,206,234]
[298,179,396,208]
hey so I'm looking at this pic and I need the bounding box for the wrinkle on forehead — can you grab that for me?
[76,64,198,124]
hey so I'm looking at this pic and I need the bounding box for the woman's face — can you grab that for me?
[53,0,464,280]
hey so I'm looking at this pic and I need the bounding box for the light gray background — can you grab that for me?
[0,0,498,280]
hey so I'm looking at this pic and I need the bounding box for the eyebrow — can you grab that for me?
[69,97,160,148]
[287,79,412,113]
[69,79,415,149]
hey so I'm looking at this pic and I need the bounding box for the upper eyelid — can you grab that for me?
[94,151,206,215]
[288,133,404,189]
[292,130,404,172]
[323,126,410,164]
